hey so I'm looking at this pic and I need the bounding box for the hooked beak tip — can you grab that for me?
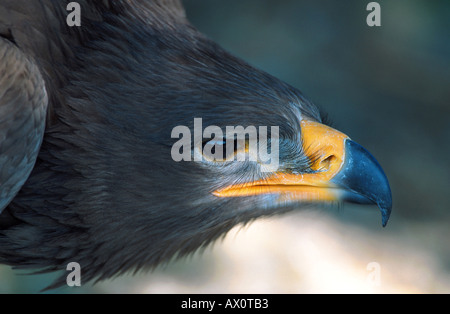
[331,139,392,227]
[381,207,391,227]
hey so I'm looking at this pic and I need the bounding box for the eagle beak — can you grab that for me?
[213,120,392,226]
[330,139,392,227]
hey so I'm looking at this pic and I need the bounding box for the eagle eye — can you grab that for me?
[201,137,247,162]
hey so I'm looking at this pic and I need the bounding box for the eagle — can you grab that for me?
[0,0,391,288]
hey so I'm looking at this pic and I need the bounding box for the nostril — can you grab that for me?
[319,155,336,171]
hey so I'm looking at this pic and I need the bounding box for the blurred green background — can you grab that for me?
[0,0,449,293]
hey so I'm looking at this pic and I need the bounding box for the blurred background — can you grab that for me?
[0,0,449,293]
